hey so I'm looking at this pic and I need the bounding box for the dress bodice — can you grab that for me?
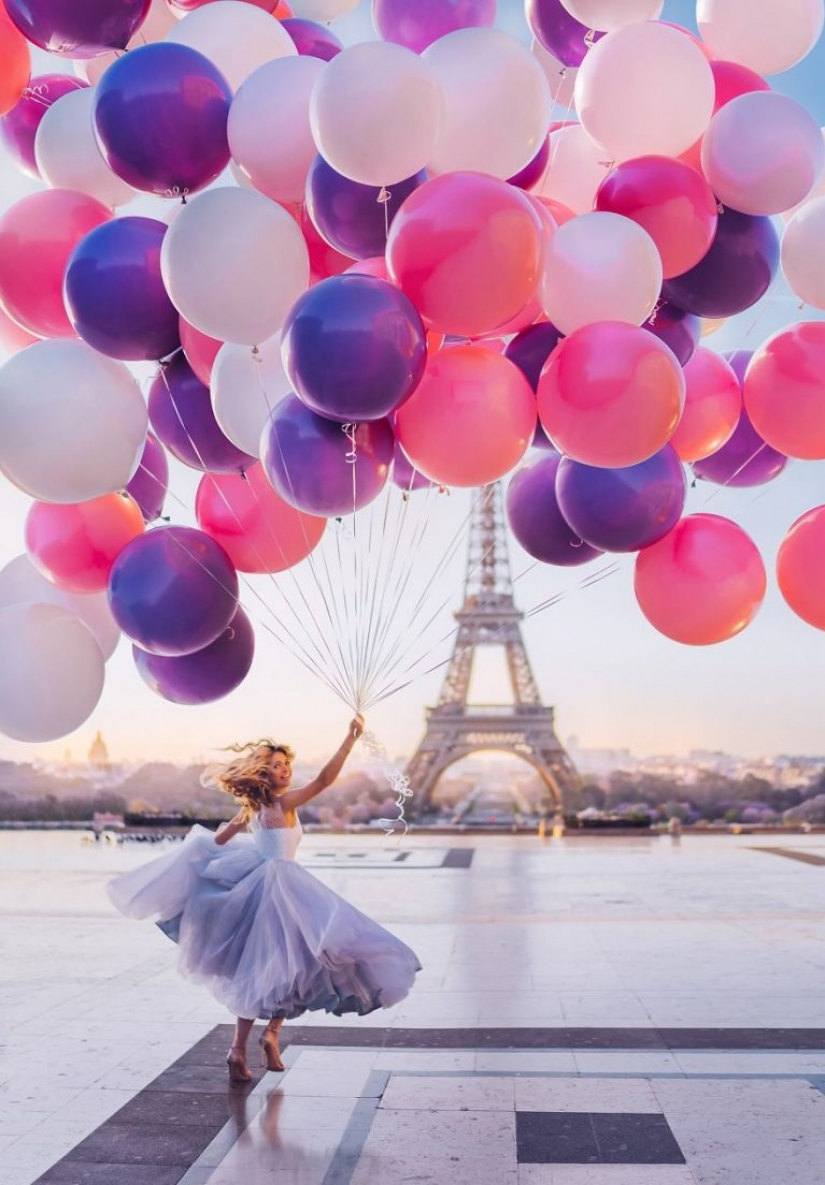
[249,801,303,861]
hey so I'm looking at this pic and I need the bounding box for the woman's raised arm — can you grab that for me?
[280,716,364,811]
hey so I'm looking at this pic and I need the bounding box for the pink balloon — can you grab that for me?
[0,302,38,352]
[669,347,741,462]
[0,189,111,339]
[710,60,771,111]
[25,493,145,594]
[395,346,536,486]
[743,322,825,459]
[635,514,767,645]
[179,315,223,386]
[777,505,825,630]
[537,321,685,468]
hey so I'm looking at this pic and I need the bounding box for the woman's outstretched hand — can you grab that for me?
[350,714,365,740]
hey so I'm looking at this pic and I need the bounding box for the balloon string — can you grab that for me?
[377,187,391,241]
[361,728,413,837]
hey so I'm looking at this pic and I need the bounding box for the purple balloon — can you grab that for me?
[526,0,602,67]
[3,0,150,57]
[0,75,87,179]
[148,353,254,474]
[126,432,169,524]
[507,452,603,567]
[504,322,563,393]
[557,446,687,553]
[692,408,788,487]
[392,442,436,492]
[133,605,254,704]
[282,274,427,422]
[507,138,550,191]
[281,17,342,60]
[109,526,239,657]
[64,217,180,362]
[93,43,232,197]
[642,301,701,368]
[373,0,496,54]
[262,396,395,517]
[305,156,426,261]
[662,209,779,319]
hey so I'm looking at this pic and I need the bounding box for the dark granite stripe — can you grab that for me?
[751,846,825,867]
[442,848,475,868]
[516,1112,685,1165]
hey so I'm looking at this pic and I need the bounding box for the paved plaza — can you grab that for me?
[2,830,825,1184]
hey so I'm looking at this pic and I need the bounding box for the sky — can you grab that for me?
[1,0,825,768]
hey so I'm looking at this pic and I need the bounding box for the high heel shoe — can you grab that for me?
[259,1026,285,1072]
[226,1046,252,1083]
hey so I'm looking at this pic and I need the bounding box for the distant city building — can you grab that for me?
[88,732,110,768]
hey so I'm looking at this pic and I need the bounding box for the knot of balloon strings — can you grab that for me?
[360,730,413,838]
[341,422,358,466]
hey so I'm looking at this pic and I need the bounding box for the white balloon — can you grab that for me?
[560,0,663,31]
[166,1,296,93]
[697,0,824,76]
[211,336,292,456]
[229,56,325,204]
[0,554,120,661]
[289,0,359,18]
[782,197,825,309]
[534,124,612,214]
[423,29,553,179]
[310,41,444,186]
[160,187,309,346]
[783,128,825,220]
[34,87,135,209]
[0,340,147,504]
[77,0,178,85]
[0,603,105,742]
[531,39,578,111]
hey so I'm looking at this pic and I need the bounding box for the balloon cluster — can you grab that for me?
[0,0,824,741]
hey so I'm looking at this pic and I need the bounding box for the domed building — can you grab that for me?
[88,732,110,769]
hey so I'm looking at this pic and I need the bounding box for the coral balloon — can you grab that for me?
[697,0,824,76]
[777,506,825,630]
[126,433,169,523]
[386,172,545,338]
[781,197,825,309]
[670,348,741,463]
[743,322,825,459]
[634,514,767,645]
[662,209,779,318]
[0,7,29,118]
[642,302,700,367]
[149,354,254,473]
[2,0,150,57]
[133,605,254,705]
[25,494,145,595]
[0,553,119,661]
[537,321,684,468]
[506,452,603,566]
[211,336,292,456]
[394,347,536,487]
[166,1,296,93]
[34,86,135,207]
[196,462,325,573]
[373,0,495,53]
[180,317,222,386]
[0,74,85,179]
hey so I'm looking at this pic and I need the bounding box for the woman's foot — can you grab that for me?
[259,1021,285,1072]
[226,1045,252,1083]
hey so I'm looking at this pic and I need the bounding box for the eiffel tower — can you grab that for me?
[404,483,580,819]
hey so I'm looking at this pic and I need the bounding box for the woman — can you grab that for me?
[108,715,421,1082]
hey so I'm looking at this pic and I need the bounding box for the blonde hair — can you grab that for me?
[201,739,296,814]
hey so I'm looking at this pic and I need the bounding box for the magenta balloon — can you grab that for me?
[262,395,394,516]
[373,0,496,54]
[133,605,254,704]
[148,353,254,474]
[507,137,550,191]
[662,209,779,319]
[93,43,232,196]
[2,0,150,57]
[507,452,603,567]
[108,525,239,656]
[525,0,602,67]
[126,432,169,524]
[642,301,701,368]
[281,17,342,60]
[556,445,687,553]
[0,75,86,178]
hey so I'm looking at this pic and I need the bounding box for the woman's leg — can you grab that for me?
[232,1016,255,1051]
[226,1016,255,1082]
[260,1015,285,1071]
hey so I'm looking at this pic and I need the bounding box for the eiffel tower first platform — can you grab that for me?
[404,482,580,820]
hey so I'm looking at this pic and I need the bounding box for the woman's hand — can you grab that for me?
[350,713,365,740]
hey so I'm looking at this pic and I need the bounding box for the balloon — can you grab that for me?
[662,209,779,318]
[160,187,309,345]
[0,603,104,741]
[2,0,150,57]
[228,56,324,204]
[702,93,824,217]
[93,43,232,196]
[149,353,254,473]
[64,218,180,362]
[25,494,145,595]
[422,28,553,180]
[669,348,741,463]
[697,0,824,76]
[126,433,169,523]
[170,0,281,11]
[508,138,550,191]
[711,60,771,111]
[0,553,120,661]
[386,172,545,338]
[305,156,425,261]
[288,0,357,16]
[504,322,563,392]
[309,41,443,187]
[211,337,291,456]
[777,506,825,630]
[261,396,394,516]
[133,604,254,705]
[300,205,353,283]
[574,22,715,161]
[281,17,342,58]
[391,443,436,492]
[394,346,536,487]
[692,409,787,489]
[196,462,325,572]
[700,316,728,337]
[782,128,825,220]
[0,7,29,118]
[534,123,613,215]
[34,86,135,208]
[506,452,602,566]
[0,304,38,354]
[557,446,685,554]
[560,0,662,29]
[80,0,178,86]
[526,0,600,68]
[634,514,767,645]
[0,340,147,503]
[531,40,579,109]
[538,321,684,468]
[180,316,222,385]
[0,75,86,179]
[743,322,825,459]
[595,156,718,280]
[541,211,662,335]
[373,0,494,53]
[781,197,825,308]
[166,1,296,92]
[642,302,700,367]
[281,275,427,422]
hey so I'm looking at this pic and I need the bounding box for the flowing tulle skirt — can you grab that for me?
[107,826,421,1020]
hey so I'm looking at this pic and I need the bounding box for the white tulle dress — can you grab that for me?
[107,801,421,1021]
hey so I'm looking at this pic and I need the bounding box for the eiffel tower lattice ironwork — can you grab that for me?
[404,483,580,819]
